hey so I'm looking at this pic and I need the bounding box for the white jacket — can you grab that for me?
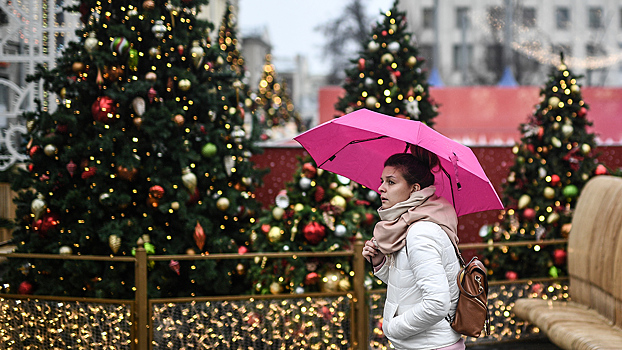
[375,221,462,350]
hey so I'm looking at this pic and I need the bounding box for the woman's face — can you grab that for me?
[378,166,417,209]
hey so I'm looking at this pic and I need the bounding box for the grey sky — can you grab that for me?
[238,0,395,74]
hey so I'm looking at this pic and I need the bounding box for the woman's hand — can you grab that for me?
[362,238,385,267]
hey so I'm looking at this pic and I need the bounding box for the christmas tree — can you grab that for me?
[334,0,438,126]
[482,56,608,281]
[255,54,304,141]
[216,3,261,141]
[4,0,265,298]
[247,158,378,295]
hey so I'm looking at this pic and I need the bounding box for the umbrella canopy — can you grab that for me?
[294,109,503,216]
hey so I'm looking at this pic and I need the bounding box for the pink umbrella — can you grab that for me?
[294,109,503,216]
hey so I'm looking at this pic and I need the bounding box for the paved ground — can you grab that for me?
[469,338,561,349]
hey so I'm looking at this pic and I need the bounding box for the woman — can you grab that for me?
[362,146,464,350]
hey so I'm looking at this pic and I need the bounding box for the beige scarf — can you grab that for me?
[373,186,459,255]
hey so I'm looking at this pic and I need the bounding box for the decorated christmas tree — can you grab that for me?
[334,0,438,126]
[3,0,265,298]
[216,3,260,141]
[482,57,608,281]
[255,54,304,141]
[247,158,378,294]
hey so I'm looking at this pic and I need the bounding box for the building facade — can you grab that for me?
[398,0,622,86]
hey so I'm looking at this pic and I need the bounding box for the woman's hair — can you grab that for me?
[384,145,439,189]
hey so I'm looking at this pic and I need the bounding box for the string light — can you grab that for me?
[472,12,622,70]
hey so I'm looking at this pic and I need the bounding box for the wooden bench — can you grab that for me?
[513,175,622,349]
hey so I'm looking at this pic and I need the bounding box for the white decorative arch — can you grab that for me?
[0,0,81,169]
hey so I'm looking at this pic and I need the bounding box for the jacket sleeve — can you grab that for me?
[374,257,389,284]
[383,222,451,340]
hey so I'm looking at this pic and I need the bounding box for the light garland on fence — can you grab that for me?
[0,298,132,348]
[0,281,568,348]
[151,296,350,349]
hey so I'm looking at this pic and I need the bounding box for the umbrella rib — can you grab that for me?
[319,135,388,167]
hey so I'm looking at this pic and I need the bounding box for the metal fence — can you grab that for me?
[0,238,569,349]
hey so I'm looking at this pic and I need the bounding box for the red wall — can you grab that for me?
[320,86,622,144]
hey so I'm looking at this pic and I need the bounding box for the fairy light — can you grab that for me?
[471,11,622,70]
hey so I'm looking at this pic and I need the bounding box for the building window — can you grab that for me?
[486,44,504,73]
[453,44,473,70]
[556,7,570,29]
[419,44,434,69]
[456,7,470,29]
[423,7,434,29]
[586,44,604,57]
[0,8,8,25]
[522,7,536,28]
[589,7,603,29]
[551,43,572,58]
[487,6,504,32]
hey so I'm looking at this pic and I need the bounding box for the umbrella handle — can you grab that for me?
[441,166,457,208]
[450,152,462,190]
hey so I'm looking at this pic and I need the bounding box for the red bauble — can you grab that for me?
[577,107,587,118]
[304,272,320,285]
[553,249,567,265]
[29,145,41,157]
[33,212,60,237]
[149,185,165,198]
[238,246,248,255]
[91,96,117,124]
[194,221,206,251]
[505,271,518,281]
[18,281,33,295]
[117,166,138,181]
[364,213,375,226]
[186,187,200,205]
[522,208,536,221]
[261,224,271,234]
[148,87,158,102]
[314,186,325,202]
[595,164,608,175]
[302,162,317,178]
[303,222,326,245]
[550,174,560,186]
[357,58,365,71]
[27,163,34,172]
[81,166,97,179]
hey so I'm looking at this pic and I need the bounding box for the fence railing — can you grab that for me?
[0,237,569,349]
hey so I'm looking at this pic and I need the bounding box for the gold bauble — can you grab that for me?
[330,195,347,211]
[543,187,555,199]
[216,197,230,211]
[178,79,191,91]
[338,277,351,291]
[268,226,282,242]
[336,186,354,199]
[272,207,285,220]
[236,263,246,275]
[142,0,155,10]
[517,194,531,210]
[72,62,85,73]
[548,96,561,109]
[406,56,417,68]
[321,270,341,293]
[269,281,283,294]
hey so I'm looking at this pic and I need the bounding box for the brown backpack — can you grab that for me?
[446,244,491,338]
